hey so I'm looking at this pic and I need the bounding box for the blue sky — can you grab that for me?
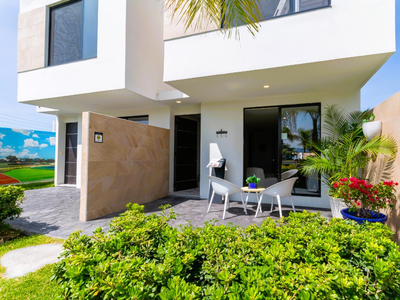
[0,127,56,159]
[0,0,399,127]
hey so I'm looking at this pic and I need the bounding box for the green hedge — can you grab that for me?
[53,204,400,299]
[0,186,24,224]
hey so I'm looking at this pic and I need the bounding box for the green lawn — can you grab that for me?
[0,234,64,300]
[14,181,55,190]
[3,168,54,183]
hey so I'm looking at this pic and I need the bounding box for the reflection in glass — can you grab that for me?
[281,105,321,196]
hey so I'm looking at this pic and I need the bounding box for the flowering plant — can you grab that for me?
[330,177,398,218]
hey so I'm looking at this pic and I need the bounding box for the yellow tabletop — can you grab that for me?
[241,187,265,193]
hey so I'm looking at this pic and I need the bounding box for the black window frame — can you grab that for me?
[243,102,322,198]
[48,0,98,67]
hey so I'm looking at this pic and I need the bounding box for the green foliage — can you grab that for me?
[0,186,24,224]
[363,113,376,124]
[300,105,397,193]
[53,204,400,299]
[245,174,261,184]
[14,181,54,190]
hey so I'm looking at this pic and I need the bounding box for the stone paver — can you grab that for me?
[1,244,63,278]
[7,187,332,239]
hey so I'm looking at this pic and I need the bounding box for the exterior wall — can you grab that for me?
[163,1,219,40]
[17,6,46,72]
[125,0,165,100]
[80,112,170,221]
[18,0,128,102]
[200,91,360,208]
[364,91,400,245]
[164,0,395,82]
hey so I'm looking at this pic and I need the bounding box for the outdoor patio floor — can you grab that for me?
[7,187,333,239]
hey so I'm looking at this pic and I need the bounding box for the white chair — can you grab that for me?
[256,177,298,218]
[281,169,298,180]
[207,176,247,220]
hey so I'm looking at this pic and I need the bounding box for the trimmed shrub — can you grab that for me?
[0,186,24,223]
[53,204,400,299]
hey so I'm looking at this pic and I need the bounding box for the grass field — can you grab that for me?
[3,168,54,183]
[0,234,64,300]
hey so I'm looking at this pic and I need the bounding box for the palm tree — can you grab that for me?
[300,105,397,190]
[164,0,263,37]
[297,128,312,153]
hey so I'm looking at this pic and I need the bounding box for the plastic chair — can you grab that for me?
[256,177,298,218]
[207,176,247,219]
[281,169,298,180]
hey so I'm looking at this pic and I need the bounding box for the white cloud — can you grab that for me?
[24,139,48,149]
[17,149,39,159]
[12,128,32,136]
[24,138,39,148]
[32,134,39,138]
[46,136,56,146]
[0,141,16,158]
[0,133,5,139]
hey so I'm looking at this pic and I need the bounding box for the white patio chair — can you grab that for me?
[281,169,298,180]
[256,177,298,218]
[207,176,247,219]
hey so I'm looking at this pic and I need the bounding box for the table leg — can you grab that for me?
[257,192,262,213]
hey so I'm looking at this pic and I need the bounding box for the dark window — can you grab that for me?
[226,0,330,27]
[244,103,321,197]
[49,0,98,66]
[120,115,149,125]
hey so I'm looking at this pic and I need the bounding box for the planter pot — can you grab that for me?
[341,208,387,225]
[362,121,382,141]
[329,196,346,218]
[248,183,257,189]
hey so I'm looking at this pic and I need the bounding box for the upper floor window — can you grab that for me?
[48,0,98,66]
[120,116,149,125]
[227,0,330,27]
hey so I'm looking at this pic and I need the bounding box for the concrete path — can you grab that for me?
[7,187,332,240]
[1,244,63,278]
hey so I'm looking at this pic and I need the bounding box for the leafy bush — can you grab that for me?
[0,186,24,224]
[53,204,400,299]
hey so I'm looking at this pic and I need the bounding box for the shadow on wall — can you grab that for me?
[364,91,400,247]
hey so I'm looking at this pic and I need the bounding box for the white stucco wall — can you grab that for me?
[164,0,396,81]
[18,0,128,102]
[199,91,361,208]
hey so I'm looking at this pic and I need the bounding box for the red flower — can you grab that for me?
[340,178,348,182]
[333,182,339,188]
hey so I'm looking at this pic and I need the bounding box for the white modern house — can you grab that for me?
[17,0,396,220]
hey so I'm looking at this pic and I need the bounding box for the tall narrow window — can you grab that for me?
[49,0,98,66]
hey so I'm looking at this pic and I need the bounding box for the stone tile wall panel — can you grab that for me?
[81,112,170,221]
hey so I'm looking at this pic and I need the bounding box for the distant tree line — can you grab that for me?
[0,156,55,164]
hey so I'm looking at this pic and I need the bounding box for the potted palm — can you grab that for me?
[246,175,260,189]
[331,177,397,224]
[300,105,397,218]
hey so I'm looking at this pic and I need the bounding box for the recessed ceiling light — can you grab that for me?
[263,85,270,89]
[176,100,182,104]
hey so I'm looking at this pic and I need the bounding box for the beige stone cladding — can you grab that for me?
[80,112,170,221]
[363,91,400,245]
[17,6,46,73]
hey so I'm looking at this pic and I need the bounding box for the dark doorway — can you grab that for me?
[174,114,201,192]
[244,107,280,181]
[65,122,78,184]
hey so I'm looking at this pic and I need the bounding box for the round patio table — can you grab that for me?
[241,187,265,213]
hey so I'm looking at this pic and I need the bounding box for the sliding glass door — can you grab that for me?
[244,103,321,196]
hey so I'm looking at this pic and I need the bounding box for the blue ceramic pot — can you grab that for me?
[248,183,257,189]
[340,208,387,224]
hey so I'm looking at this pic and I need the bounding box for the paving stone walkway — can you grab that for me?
[7,187,332,239]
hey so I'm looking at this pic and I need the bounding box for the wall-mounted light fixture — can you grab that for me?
[216,129,228,138]
[94,132,103,143]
